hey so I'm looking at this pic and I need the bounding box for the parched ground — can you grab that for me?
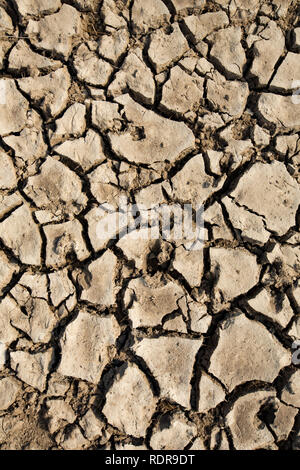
[0,0,299,451]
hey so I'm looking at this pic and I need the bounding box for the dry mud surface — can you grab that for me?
[0,0,299,451]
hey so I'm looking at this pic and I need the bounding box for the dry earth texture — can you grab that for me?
[0,0,299,451]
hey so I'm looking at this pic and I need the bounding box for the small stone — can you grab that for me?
[231,161,300,235]
[58,310,120,383]
[10,349,53,392]
[134,336,202,408]
[270,52,300,92]
[248,289,294,328]
[98,29,129,64]
[0,79,29,136]
[46,399,76,433]
[60,425,88,450]
[160,65,204,116]
[80,251,118,307]
[15,0,61,17]
[109,94,195,165]
[209,313,291,391]
[73,44,113,86]
[103,363,157,438]
[8,40,61,74]
[18,68,71,118]
[131,0,170,33]
[148,23,189,73]
[24,158,87,217]
[49,103,86,146]
[249,21,285,87]
[54,130,106,171]
[226,391,276,450]
[198,372,225,412]
[208,27,246,79]
[26,4,82,59]
[0,377,20,410]
[281,370,300,408]
[108,48,155,105]
[150,412,197,450]
[126,277,184,328]
[44,220,89,267]
[92,101,122,132]
[0,204,42,265]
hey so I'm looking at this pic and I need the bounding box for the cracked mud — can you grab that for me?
[0,0,299,451]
